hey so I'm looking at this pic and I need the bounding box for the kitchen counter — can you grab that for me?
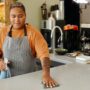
[0,54,90,90]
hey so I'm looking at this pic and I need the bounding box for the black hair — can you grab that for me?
[10,2,26,13]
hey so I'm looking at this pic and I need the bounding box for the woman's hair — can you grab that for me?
[10,2,26,13]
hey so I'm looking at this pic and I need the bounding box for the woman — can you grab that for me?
[0,2,58,88]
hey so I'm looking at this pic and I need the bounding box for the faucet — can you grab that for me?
[51,26,63,55]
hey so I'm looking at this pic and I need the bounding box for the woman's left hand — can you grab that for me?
[42,75,58,88]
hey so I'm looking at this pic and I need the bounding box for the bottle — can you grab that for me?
[41,3,48,20]
[47,13,55,30]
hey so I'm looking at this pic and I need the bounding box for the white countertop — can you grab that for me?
[81,24,90,28]
[0,54,90,90]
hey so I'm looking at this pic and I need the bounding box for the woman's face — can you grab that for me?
[10,7,26,29]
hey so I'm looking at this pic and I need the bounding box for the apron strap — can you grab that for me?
[8,25,27,37]
[24,25,27,36]
[8,25,13,37]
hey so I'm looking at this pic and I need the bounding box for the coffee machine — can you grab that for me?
[81,28,90,56]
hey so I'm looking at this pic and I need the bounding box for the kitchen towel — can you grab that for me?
[0,67,11,79]
[0,58,11,79]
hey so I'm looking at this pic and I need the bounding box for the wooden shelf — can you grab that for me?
[0,2,4,6]
[0,0,14,26]
[0,2,5,23]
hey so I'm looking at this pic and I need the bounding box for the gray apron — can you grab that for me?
[3,25,35,76]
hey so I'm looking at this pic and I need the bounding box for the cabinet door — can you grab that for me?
[41,29,51,47]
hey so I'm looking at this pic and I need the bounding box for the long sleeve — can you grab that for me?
[27,25,50,60]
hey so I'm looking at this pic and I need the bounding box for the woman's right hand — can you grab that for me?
[0,59,6,71]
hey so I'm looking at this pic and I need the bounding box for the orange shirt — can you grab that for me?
[0,24,49,60]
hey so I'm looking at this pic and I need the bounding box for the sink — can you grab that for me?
[50,60,65,67]
[35,54,73,71]
[35,60,65,71]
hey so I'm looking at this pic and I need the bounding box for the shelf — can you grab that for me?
[0,2,5,24]
[0,1,13,25]
[0,2,4,6]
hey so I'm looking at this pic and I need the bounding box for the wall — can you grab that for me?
[18,0,59,29]
[80,4,90,24]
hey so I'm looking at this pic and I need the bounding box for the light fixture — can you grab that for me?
[73,0,89,9]
[73,0,88,4]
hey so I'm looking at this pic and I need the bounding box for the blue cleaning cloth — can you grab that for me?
[0,67,11,79]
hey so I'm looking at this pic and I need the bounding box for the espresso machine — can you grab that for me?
[81,28,90,56]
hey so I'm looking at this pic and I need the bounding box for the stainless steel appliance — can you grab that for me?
[59,0,64,20]
[50,4,61,20]
[81,28,90,56]
[41,20,47,29]
[50,0,64,20]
